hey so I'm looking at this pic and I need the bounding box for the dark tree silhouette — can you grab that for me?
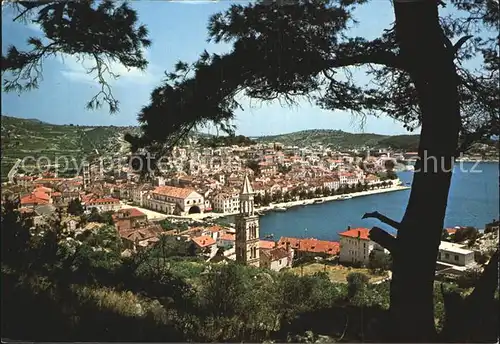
[121,1,496,341]
[245,159,261,176]
[2,0,151,113]
[2,0,498,342]
[67,198,84,216]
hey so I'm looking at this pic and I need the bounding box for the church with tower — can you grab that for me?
[235,175,260,267]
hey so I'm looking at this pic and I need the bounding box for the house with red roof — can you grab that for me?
[204,225,225,241]
[19,192,51,207]
[146,185,205,215]
[338,226,387,265]
[191,235,218,258]
[112,208,148,231]
[218,233,236,248]
[119,225,163,252]
[277,236,340,259]
[85,197,121,212]
[259,240,276,250]
[260,244,293,272]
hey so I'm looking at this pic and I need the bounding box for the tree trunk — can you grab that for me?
[389,1,461,341]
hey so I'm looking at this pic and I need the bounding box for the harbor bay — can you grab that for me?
[259,162,499,241]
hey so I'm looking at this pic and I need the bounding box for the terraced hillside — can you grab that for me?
[254,129,420,150]
[1,115,138,181]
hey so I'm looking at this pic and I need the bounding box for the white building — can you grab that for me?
[260,245,293,272]
[132,184,154,207]
[338,227,387,265]
[85,197,121,212]
[323,177,340,191]
[338,172,359,186]
[211,190,240,213]
[146,186,204,215]
[438,241,475,267]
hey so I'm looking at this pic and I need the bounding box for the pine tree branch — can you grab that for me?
[369,227,397,253]
[362,211,402,231]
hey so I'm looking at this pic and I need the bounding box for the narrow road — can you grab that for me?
[7,158,21,183]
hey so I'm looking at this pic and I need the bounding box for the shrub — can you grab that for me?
[346,272,369,300]
[454,226,478,243]
[456,267,483,289]
[368,250,392,274]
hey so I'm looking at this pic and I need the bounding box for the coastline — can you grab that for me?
[257,185,411,214]
[188,184,411,221]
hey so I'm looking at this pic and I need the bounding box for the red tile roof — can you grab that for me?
[16,176,34,181]
[119,226,162,242]
[33,191,50,201]
[206,225,224,233]
[192,235,216,248]
[153,186,197,198]
[338,228,370,240]
[20,194,49,205]
[262,247,290,261]
[219,233,235,241]
[114,208,146,218]
[34,186,52,192]
[87,197,120,205]
[277,237,340,255]
[259,240,276,250]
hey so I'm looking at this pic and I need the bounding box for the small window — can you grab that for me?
[445,253,450,259]
[454,255,459,261]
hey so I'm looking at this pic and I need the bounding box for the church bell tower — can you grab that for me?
[235,175,260,267]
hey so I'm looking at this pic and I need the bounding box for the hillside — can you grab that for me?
[254,129,420,150]
[0,115,139,181]
[1,116,421,181]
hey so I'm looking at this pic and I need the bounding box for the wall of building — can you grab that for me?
[438,250,475,266]
[339,237,374,265]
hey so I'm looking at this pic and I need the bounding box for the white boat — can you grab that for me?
[274,207,287,212]
[339,195,353,200]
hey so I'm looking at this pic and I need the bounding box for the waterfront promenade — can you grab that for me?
[186,184,411,220]
[120,184,410,222]
[258,185,410,213]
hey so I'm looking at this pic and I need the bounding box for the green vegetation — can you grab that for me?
[1,0,497,340]
[0,115,139,181]
[368,251,392,275]
[254,129,421,150]
[245,159,261,176]
[158,219,189,232]
[452,226,479,244]
[198,135,255,147]
[2,201,497,342]
[81,209,114,226]
[290,263,387,284]
[67,199,84,216]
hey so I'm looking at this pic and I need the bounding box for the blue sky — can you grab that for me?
[2,1,413,136]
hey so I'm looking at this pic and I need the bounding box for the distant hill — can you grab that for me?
[0,115,420,181]
[254,129,420,150]
[0,115,139,181]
